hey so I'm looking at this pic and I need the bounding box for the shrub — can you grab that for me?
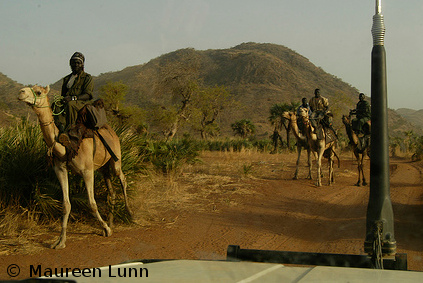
[145,138,201,174]
[0,120,147,223]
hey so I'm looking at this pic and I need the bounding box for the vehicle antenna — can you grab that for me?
[364,0,397,268]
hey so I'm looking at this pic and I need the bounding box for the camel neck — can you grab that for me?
[343,120,358,145]
[33,105,66,158]
[304,121,317,141]
[289,118,302,139]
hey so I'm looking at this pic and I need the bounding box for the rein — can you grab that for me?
[30,87,64,115]
[30,87,49,108]
[29,88,61,161]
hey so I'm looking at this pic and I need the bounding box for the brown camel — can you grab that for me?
[298,108,339,187]
[342,114,370,186]
[18,85,132,249]
[282,111,312,180]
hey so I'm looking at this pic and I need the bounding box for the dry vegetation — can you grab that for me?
[0,149,293,255]
[131,149,288,223]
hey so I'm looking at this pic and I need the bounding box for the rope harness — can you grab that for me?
[30,88,61,162]
[51,95,65,116]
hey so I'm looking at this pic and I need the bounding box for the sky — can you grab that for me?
[1,0,422,110]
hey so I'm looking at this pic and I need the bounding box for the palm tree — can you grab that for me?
[268,102,299,150]
[231,119,256,139]
[404,130,416,153]
[390,136,403,157]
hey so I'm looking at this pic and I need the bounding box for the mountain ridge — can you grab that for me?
[1,42,419,136]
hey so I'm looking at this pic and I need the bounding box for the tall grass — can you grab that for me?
[0,120,149,227]
[0,119,276,232]
[144,137,202,174]
[201,138,273,152]
[0,119,60,214]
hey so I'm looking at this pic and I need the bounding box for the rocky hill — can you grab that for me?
[1,42,417,137]
[0,73,27,127]
[396,108,423,131]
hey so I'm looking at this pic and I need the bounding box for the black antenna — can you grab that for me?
[364,0,397,268]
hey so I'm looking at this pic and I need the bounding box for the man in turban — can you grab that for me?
[53,52,93,134]
[350,93,371,135]
[309,88,329,139]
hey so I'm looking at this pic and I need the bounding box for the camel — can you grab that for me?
[282,111,312,180]
[342,114,370,186]
[18,85,132,249]
[298,108,339,187]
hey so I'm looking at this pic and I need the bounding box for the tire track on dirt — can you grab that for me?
[234,171,369,256]
[388,160,423,270]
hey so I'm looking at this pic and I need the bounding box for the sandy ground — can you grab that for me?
[1,151,423,280]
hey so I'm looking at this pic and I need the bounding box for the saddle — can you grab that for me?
[58,99,108,160]
[324,127,337,144]
[313,111,337,142]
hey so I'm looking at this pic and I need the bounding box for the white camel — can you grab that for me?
[298,108,339,186]
[282,111,312,180]
[18,85,131,249]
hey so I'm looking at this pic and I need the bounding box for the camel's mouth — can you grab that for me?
[17,91,28,101]
[17,96,31,105]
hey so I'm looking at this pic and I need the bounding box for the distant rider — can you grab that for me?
[308,88,332,139]
[350,93,371,135]
[297,97,311,134]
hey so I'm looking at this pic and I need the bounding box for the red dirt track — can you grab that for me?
[1,153,423,280]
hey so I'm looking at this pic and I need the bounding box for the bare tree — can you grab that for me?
[191,85,234,139]
[153,50,201,140]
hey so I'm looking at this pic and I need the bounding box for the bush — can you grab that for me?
[0,120,147,223]
[144,138,201,174]
[202,138,273,152]
[0,120,58,207]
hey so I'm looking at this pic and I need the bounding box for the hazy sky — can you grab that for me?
[1,0,422,109]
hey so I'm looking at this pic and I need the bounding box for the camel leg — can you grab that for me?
[110,159,132,217]
[83,169,112,237]
[306,149,312,179]
[116,165,132,217]
[356,160,362,186]
[101,165,116,228]
[316,151,323,187]
[360,155,367,186]
[293,146,301,180]
[355,152,362,186]
[51,161,70,249]
[328,154,334,185]
[362,178,367,186]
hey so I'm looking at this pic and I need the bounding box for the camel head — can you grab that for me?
[18,85,51,108]
[282,111,296,121]
[297,108,309,120]
[342,114,351,125]
[299,111,312,131]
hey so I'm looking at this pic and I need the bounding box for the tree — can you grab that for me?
[268,102,299,150]
[231,119,256,138]
[412,136,423,161]
[404,130,417,153]
[390,136,403,158]
[99,81,128,113]
[153,50,201,140]
[191,85,234,139]
[99,81,146,131]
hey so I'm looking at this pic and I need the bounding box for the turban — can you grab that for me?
[70,52,85,63]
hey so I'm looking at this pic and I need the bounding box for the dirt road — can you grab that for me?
[1,152,423,279]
